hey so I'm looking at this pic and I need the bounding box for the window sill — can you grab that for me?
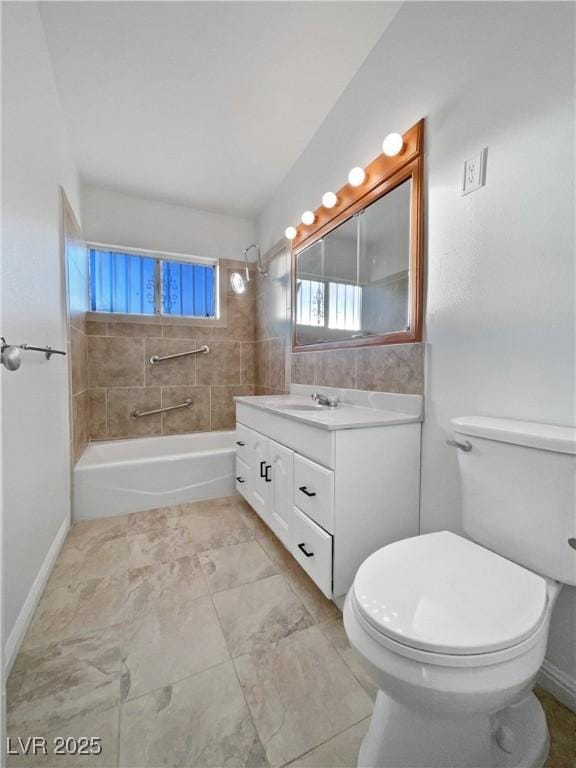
[86,311,226,327]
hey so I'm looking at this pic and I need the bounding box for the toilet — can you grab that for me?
[344,416,575,768]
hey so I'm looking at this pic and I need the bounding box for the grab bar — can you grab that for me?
[131,398,193,419]
[149,344,209,365]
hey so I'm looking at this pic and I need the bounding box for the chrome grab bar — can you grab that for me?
[149,344,209,365]
[131,398,193,419]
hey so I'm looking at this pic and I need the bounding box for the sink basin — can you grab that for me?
[275,403,327,411]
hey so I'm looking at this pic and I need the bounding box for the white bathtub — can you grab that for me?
[73,431,237,520]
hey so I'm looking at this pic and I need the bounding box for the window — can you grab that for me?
[89,248,217,318]
[296,278,361,331]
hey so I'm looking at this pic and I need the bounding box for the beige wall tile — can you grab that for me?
[107,388,162,438]
[107,322,162,338]
[162,324,213,341]
[70,327,87,395]
[86,320,107,336]
[197,341,241,385]
[72,391,89,463]
[211,385,253,430]
[240,342,255,385]
[161,386,210,434]
[212,296,254,341]
[269,338,287,390]
[255,340,270,387]
[356,342,424,394]
[89,389,107,440]
[291,352,315,385]
[144,338,196,386]
[315,348,356,389]
[88,336,144,388]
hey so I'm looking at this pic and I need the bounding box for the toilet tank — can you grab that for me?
[451,416,576,586]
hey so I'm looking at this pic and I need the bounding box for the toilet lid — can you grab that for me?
[353,532,548,655]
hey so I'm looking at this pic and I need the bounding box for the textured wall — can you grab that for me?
[85,259,255,438]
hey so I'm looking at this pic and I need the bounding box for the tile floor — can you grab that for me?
[7,496,576,767]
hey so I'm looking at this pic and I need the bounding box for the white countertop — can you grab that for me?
[235,394,423,431]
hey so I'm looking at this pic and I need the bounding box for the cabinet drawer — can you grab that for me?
[235,456,251,501]
[294,454,334,533]
[235,424,252,465]
[291,507,333,598]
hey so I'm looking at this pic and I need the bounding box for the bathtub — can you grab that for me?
[73,431,237,520]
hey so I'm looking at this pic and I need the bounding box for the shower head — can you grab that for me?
[243,243,267,279]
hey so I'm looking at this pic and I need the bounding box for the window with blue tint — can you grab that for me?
[89,248,217,318]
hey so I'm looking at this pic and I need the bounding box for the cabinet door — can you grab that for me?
[235,456,251,502]
[251,433,270,521]
[268,439,294,547]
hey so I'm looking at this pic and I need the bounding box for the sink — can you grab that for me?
[275,403,327,412]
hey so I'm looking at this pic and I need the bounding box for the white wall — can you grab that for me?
[82,185,255,261]
[1,3,81,666]
[258,2,575,697]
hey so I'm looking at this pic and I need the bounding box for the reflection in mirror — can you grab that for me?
[295,178,411,347]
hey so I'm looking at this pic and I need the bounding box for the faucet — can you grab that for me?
[311,392,339,408]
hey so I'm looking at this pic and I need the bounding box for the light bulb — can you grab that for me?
[284,226,297,241]
[382,132,404,157]
[301,210,315,226]
[348,167,366,187]
[322,191,338,209]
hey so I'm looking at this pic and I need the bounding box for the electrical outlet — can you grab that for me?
[461,148,488,196]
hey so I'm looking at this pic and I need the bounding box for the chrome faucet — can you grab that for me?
[311,392,339,408]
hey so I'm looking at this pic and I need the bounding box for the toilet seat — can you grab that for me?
[352,531,548,657]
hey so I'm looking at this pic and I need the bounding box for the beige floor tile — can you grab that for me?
[318,619,378,701]
[238,503,271,539]
[127,525,197,568]
[68,515,128,546]
[7,626,122,733]
[234,626,373,767]
[177,502,254,552]
[119,662,267,768]
[126,505,181,536]
[213,574,314,658]
[199,540,278,593]
[283,564,341,624]
[536,687,576,768]
[258,528,297,571]
[121,594,229,701]
[7,705,119,768]
[23,574,128,651]
[126,555,208,617]
[47,536,129,589]
[287,718,371,767]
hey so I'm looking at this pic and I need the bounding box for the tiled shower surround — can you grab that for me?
[254,244,424,396]
[76,246,424,446]
[84,260,255,440]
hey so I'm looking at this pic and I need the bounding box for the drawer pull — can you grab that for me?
[236,441,245,447]
[236,476,245,483]
[298,542,314,558]
[265,464,272,483]
[298,486,316,497]
[260,460,267,478]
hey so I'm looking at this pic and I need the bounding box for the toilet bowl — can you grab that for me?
[343,532,562,768]
[343,415,575,768]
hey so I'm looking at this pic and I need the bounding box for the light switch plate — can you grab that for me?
[461,147,488,196]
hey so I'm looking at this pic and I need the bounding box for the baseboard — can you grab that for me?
[5,516,70,675]
[538,659,576,713]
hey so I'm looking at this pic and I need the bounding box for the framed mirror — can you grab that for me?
[291,121,423,351]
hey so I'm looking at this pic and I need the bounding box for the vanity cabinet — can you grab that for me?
[235,398,422,601]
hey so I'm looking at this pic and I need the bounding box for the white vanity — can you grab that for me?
[235,386,423,601]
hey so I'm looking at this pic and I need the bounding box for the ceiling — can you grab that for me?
[40,1,400,218]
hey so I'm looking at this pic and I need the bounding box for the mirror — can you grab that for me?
[294,172,419,349]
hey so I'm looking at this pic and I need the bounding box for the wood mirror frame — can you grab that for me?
[291,118,424,352]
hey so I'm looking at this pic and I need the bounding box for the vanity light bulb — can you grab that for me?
[301,211,315,226]
[322,192,338,209]
[284,226,297,241]
[382,132,404,157]
[348,167,366,187]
